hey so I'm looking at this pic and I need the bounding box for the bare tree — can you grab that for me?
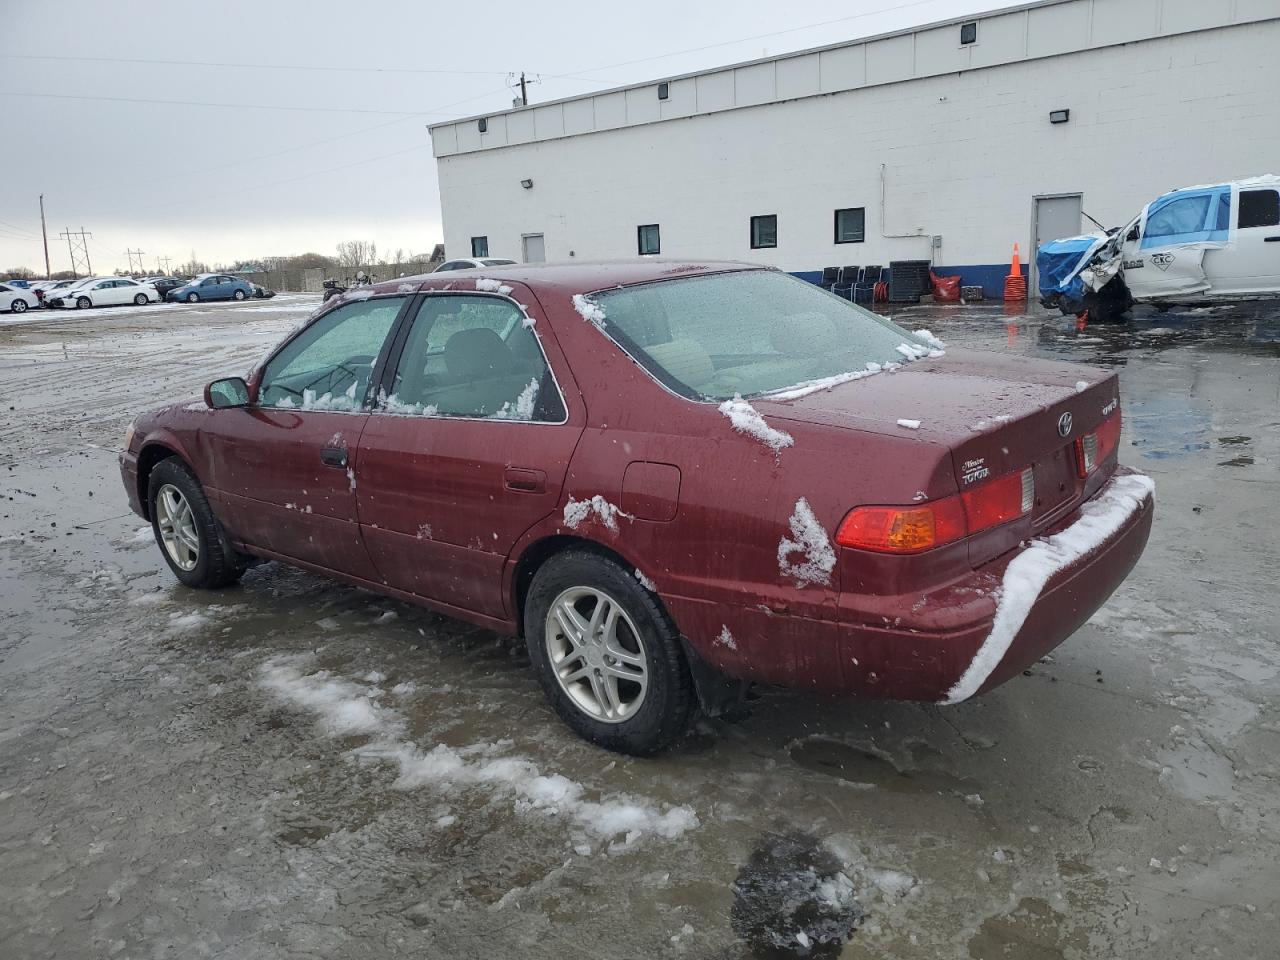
[3,265,36,279]
[335,240,377,268]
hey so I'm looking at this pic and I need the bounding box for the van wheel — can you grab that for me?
[525,549,694,754]
[147,458,246,589]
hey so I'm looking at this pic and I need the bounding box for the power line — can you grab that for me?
[0,217,41,240]
[9,53,515,77]
[0,90,472,117]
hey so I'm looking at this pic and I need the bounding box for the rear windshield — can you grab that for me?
[592,270,931,400]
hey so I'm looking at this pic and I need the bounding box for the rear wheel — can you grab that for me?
[11,299,27,313]
[186,292,199,303]
[76,296,91,309]
[133,293,148,305]
[525,549,694,754]
[232,289,247,301]
[147,458,246,588]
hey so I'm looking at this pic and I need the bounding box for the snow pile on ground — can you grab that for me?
[634,569,657,592]
[943,472,1154,703]
[719,395,794,456]
[896,418,921,430]
[563,495,629,532]
[778,498,836,587]
[572,294,607,328]
[475,278,513,295]
[259,657,698,843]
[494,378,539,420]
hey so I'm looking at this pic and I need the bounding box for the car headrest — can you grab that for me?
[644,339,715,390]
[769,312,842,357]
[444,328,515,381]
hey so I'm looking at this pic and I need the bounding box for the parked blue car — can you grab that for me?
[168,274,254,303]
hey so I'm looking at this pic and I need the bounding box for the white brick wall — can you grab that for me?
[436,20,1280,273]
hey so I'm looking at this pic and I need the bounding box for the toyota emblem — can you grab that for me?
[1057,412,1073,437]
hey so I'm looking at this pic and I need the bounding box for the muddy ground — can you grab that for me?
[1,293,1277,959]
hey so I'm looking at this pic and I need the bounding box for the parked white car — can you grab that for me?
[0,282,40,314]
[432,257,518,272]
[1038,175,1280,320]
[48,277,160,309]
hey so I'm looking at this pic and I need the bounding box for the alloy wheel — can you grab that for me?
[155,483,200,571]
[544,586,648,723]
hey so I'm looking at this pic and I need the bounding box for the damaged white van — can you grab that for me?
[1037,176,1280,321]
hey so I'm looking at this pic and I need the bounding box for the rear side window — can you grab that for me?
[1238,189,1280,228]
[593,271,930,401]
[259,297,404,410]
[382,295,565,422]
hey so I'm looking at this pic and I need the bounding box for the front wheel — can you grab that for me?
[147,458,246,588]
[76,296,91,309]
[232,289,246,301]
[525,549,694,754]
[134,293,148,305]
[186,292,199,303]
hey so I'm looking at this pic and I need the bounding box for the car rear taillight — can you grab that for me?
[1075,412,1122,478]
[836,467,1034,554]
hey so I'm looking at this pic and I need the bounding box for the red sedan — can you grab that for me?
[120,262,1154,753]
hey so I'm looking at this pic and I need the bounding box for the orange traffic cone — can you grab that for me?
[1003,243,1027,302]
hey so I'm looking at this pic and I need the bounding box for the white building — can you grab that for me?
[429,0,1280,297]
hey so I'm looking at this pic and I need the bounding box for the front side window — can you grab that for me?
[637,224,661,256]
[750,214,778,249]
[382,295,564,422]
[259,296,404,410]
[834,208,865,244]
[592,270,933,401]
[1145,194,1212,240]
[1239,189,1280,229]
[471,236,489,257]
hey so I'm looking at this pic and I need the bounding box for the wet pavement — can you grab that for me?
[1,294,1278,959]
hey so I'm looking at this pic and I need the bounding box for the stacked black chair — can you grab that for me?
[832,265,861,300]
[819,266,839,291]
[854,265,883,304]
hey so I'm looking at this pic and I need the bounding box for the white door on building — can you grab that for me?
[522,234,546,263]
[1033,194,1083,293]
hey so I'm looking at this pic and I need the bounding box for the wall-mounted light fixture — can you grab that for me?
[658,81,670,100]
[1049,109,1070,124]
[478,117,488,133]
[520,178,534,189]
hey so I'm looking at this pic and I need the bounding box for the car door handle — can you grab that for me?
[320,446,348,468]
[504,467,546,493]
[1264,236,1280,242]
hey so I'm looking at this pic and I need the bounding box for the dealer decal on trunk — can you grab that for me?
[962,457,989,485]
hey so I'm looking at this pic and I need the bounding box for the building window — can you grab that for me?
[834,208,865,244]
[1239,189,1280,229]
[478,117,488,133]
[637,224,661,255]
[471,236,489,257]
[658,81,669,101]
[960,21,977,45]
[750,214,778,249]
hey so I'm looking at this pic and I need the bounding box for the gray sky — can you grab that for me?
[1,0,994,274]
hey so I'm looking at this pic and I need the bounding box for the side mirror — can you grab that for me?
[1126,223,1140,242]
[205,377,250,409]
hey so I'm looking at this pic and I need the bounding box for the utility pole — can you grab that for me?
[519,71,528,107]
[156,255,172,275]
[126,248,146,275]
[58,227,93,278]
[38,194,51,278]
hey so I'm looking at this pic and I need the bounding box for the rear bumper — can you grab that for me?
[120,450,145,519]
[679,470,1153,702]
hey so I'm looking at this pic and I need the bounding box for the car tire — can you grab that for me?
[525,549,694,754]
[76,296,91,309]
[147,457,246,589]
[186,292,199,303]
[232,289,246,301]
[11,299,27,313]
[134,293,148,305]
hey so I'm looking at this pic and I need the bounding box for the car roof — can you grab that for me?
[377,259,763,297]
